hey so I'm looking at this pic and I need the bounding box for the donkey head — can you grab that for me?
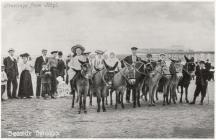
[78,59,92,79]
[169,58,183,76]
[103,60,118,86]
[184,55,195,73]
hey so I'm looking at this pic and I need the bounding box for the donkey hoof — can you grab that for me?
[148,104,152,107]
[179,100,182,103]
[84,110,87,114]
[152,104,156,106]
[121,105,125,109]
[186,100,189,103]
[115,105,117,109]
[103,109,106,112]
[133,105,136,108]
[97,109,100,112]
[163,103,165,106]
[78,111,81,114]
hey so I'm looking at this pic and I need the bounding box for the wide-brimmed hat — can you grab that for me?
[131,47,138,50]
[8,48,15,52]
[51,51,58,54]
[95,50,104,55]
[20,53,30,58]
[71,44,85,54]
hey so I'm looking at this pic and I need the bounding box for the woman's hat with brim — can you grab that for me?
[159,53,166,56]
[95,50,104,55]
[20,53,30,58]
[71,44,85,54]
[8,48,15,52]
[51,51,58,54]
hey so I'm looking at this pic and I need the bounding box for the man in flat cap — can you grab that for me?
[3,48,19,99]
[48,51,59,99]
[122,47,141,103]
[34,49,48,98]
[190,60,210,105]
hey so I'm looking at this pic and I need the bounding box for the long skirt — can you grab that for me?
[18,70,34,98]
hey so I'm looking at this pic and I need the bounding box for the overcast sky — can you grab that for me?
[2,2,214,56]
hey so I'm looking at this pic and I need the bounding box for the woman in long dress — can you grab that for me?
[18,53,34,99]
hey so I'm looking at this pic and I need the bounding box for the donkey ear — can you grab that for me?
[103,60,110,69]
[78,59,85,65]
[190,57,194,62]
[86,58,89,63]
[184,55,189,62]
[169,58,175,63]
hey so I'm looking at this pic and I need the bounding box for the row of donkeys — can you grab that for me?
[71,56,195,114]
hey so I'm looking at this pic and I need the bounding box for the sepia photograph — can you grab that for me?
[1,0,215,138]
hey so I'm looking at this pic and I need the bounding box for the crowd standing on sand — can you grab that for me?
[1,45,215,113]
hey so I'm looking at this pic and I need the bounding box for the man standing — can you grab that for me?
[3,48,19,99]
[122,47,141,103]
[35,49,48,98]
[48,51,58,99]
[190,61,210,105]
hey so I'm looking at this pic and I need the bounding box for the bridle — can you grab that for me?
[80,63,92,79]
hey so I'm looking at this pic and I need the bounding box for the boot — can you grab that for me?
[190,96,197,104]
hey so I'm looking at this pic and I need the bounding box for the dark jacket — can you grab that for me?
[205,62,211,71]
[35,56,48,74]
[57,59,66,77]
[195,66,210,86]
[3,57,19,80]
[121,55,141,67]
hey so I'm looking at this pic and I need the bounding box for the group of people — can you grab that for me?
[1,45,214,105]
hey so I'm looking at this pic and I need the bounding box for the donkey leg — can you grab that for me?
[156,90,159,101]
[179,86,183,103]
[102,97,106,112]
[148,86,153,106]
[89,91,92,106]
[110,90,113,106]
[185,87,189,103]
[137,90,141,107]
[83,93,87,113]
[78,95,82,114]
[132,89,136,108]
[115,91,118,109]
[121,91,125,109]
[97,96,101,112]
[72,92,75,108]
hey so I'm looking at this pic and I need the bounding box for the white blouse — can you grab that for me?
[68,55,86,70]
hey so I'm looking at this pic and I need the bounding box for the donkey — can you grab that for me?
[178,55,196,103]
[71,60,92,114]
[142,62,164,106]
[123,61,146,108]
[92,60,118,112]
[163,59,183,105]
[112,67,131,109]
